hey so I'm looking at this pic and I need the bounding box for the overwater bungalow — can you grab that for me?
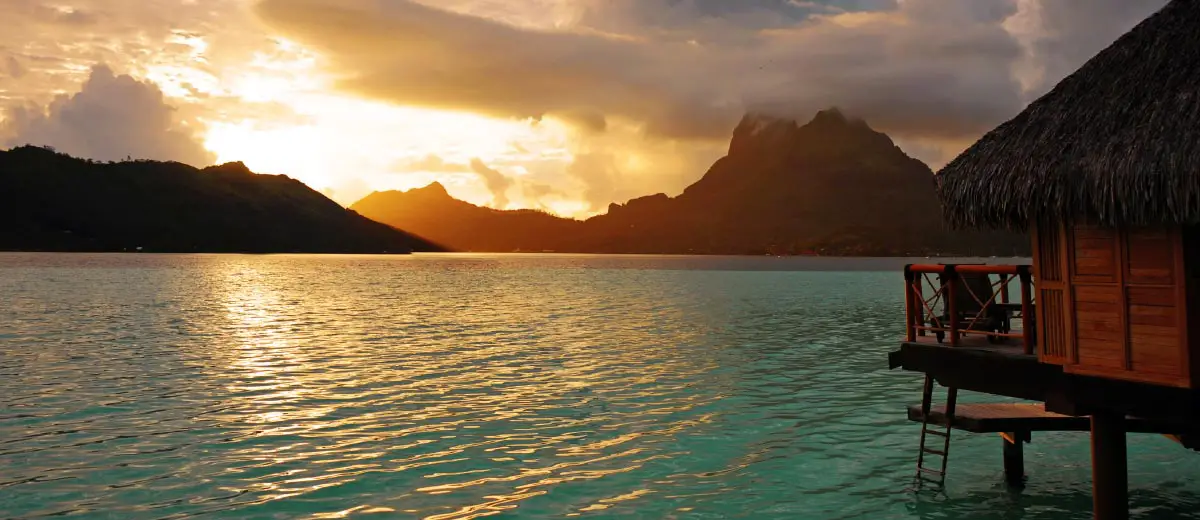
[888,1,1200,518]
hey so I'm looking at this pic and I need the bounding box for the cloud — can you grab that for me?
[519,181,566,211]
[567,152,620,212]
[326,176,373,206]
[254,0,1167,151]
[469,158,514,208]
[1006,0,1167,99]
[0,0,1170,217]
[2,64,215,166]
[5,1,100,27]
[523,181,560,200]
[393,153,472,173]
[3,56,25,79]
[253,0,1022,144]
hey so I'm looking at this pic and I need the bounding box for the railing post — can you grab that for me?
[915,274,925,337]
[904,265,916,342]
[1020,266,1034,355]
[947,265,959,346]
[1000,274,1011,304]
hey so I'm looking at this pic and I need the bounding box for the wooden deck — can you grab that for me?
[910,403,1086,432]
[905,334,1032,357]
[889,338,1054,402]
[909,403,1200,435]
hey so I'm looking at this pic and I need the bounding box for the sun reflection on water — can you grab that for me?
[5,254,1197,519]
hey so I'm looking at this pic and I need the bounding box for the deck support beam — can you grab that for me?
[1001,432,1026,488]
[1091,413,1128,520]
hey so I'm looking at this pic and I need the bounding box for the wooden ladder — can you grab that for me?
[915,374,957,486]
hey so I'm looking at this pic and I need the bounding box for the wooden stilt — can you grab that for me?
[1091,413,1128,520]
[1002,431,1025,488]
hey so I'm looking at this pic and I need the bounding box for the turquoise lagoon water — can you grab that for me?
[1,253,1197,519]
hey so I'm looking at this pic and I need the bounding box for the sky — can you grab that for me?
[0,0,1169,216]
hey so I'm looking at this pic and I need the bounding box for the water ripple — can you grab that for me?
[1,253,1198,519]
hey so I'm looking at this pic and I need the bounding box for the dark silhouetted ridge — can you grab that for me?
[353,109,1026,256]
[0,146,441,253]
[353,183,581,252]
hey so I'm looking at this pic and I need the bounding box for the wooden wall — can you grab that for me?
[1033,222,1192,387]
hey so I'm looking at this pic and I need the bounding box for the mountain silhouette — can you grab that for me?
[0,146,440,253]
[354,110,1026,256]
[351,182,581,252]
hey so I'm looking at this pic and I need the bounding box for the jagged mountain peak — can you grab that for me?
[728,108,899,163]
[730,107,888,156]
[205,161,253,174]
[413,181,449,196]
[730,113,796,155]
[350,108,1025,256]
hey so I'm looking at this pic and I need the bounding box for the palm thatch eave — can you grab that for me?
[934,0,1200,231]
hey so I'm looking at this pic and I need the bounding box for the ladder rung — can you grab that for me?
[921,448,947,456]
[916,467,945,476]
[923,429,949,437]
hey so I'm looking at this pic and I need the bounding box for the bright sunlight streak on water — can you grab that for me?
[1,253,1198,519]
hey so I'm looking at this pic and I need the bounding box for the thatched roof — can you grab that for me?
[936,0,1200,230]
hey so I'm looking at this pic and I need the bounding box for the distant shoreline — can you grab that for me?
[0,250,1033,262]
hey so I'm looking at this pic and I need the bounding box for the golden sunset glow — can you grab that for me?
[1,0,1157,218]
[202,98,577,209]
[142,33,585,211]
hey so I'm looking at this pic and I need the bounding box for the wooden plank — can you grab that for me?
[1129,305,1176,318]
[1077,248,1116,259]
[1076,286,1121,304]
[1127,251,1173,268]
[1128,287,1174,306]
[1129,324,1178,337]
[1128,343,1176,365]
[1129,359,1184,377]
[1076,313,1121,334]
[1062,222,1078,364]
[1072,224,1119,283]
[1128,305,1178,327]
[1077,337,1126,354]
[1130,338,1181,359]
[909,403,1090,432]
[1127,235,1173,261]
[1075,245,1116,258]
[1066,364,1192,388]
[1072,276,1128,370]
[1116,227,1131,371]
[1076,255,1116,267]
[1129,328,1180,348]
[1075,308,1121,319]
[1075,301,1119,313]
[1075,227,1116,240]
[1078,355,1127,369]
[1034,222,1064,282]
[1176,226,1193,388]
[1128,268,1173,285]
[907,403,1199,434]
[1076,261,1115,273]
[1129,228,1170,240]
[1040,287,1070,364]
[1077,328,1123,344]
[1129,332,1181,348]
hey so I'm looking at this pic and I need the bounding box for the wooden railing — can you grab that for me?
[904,264,1036,354]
